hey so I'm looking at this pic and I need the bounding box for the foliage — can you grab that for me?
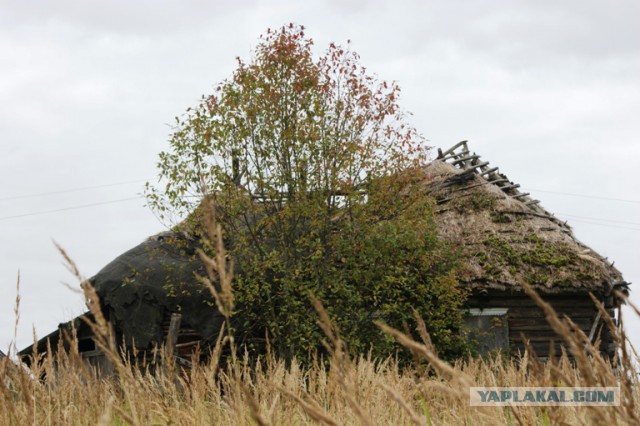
[8,248,636,425]
[146,24,468,361]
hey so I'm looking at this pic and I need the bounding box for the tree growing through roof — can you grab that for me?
[146,24,469,361]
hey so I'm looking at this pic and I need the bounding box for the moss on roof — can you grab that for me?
[420,144,626,295]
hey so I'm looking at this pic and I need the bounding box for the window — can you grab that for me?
[77,338,96,352]
[463,308,509,355]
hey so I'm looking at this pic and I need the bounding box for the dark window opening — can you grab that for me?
[78,338,96,352]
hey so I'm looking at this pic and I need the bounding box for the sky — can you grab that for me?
[1,0,639,355]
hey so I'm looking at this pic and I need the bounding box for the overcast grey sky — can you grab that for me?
[1,0,639,354]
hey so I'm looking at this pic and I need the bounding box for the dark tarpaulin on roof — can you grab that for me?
[90,232,224,349]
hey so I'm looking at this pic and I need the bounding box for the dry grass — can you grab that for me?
[2,206,638,425]
[2,319,639,425]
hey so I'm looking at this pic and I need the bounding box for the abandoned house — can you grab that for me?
[425,141,628,357]
[19,231,225,373]
[19,141,629,371]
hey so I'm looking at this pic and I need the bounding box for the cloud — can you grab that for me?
[1,0,638,352]
[1,0,262,36]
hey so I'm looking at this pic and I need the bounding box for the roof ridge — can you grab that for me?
[437,141,571,231]
[430,141,628,294]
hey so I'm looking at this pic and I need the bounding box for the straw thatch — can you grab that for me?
[421,141,627,295]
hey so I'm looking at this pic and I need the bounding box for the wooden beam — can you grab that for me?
[500,183,521,191]
[587,310,602,343]
[437,140,469,159]
[166,313,182,360]
[101,318,117,377]
[479,167,499,176]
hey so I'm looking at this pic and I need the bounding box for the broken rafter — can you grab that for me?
[480,167,499,176]
[512,192,530,199]
[451,154,481,165]
[500,183,521,191]
[465,160,490,171]
[437,141,566,227]
[487,178,510,185]
[437,140,469,159]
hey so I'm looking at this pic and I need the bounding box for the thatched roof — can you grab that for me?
[422,141,627,295]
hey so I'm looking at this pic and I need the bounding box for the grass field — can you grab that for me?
[2,229,638,425]
[2,291,639,425]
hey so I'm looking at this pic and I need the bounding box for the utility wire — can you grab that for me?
[0,196,145,221]
[565,218,640,232]
[3,194,638,232]
[1,179,637,205]
[525,188,640,204]
[558,213,640,227]
[0,179,146,202]
[0,179,638,231]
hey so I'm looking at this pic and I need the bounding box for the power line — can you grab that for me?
[1,178,637,206]
[525,188,640,204]
[0,196,145,221]
[566,218,640,232]
[0,179,146,202]
[0,180,637,232]
[558,213,640,227]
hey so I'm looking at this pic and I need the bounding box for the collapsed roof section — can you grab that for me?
[89,232,224,349]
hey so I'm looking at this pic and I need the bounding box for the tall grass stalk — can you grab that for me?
[2,215,637,425]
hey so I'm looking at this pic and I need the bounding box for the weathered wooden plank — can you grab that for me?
[509,324,592,333]
[479,167,499,176]
[510,343,569,357]
[437,140,469,159]
[514,334,588,342]
[166,313,182,357]
[511,341,567,350]
[175,341,200,349]
[506,308,596,319]
[177,331,202,338]
[466,296,600,308]
[509,318,592,329]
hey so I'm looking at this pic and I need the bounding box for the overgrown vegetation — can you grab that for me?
[477,232,597,286]
[145,24,468,361]
[2,237,639,425]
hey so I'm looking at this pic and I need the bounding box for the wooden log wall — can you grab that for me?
[465,294,616,359]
